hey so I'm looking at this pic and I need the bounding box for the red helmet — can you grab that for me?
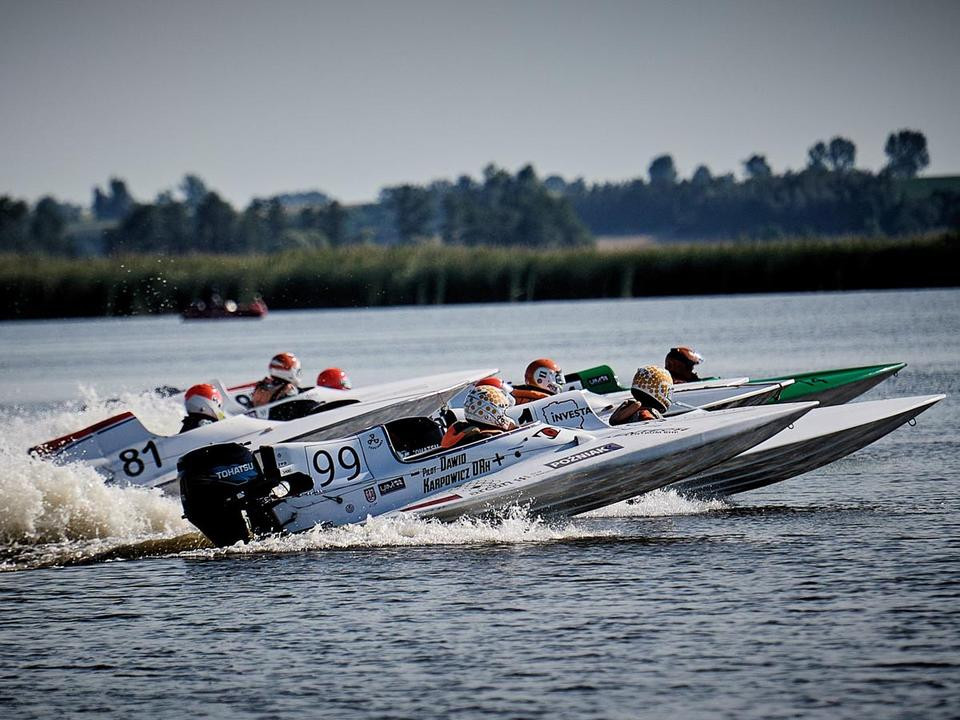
[666,347,703,366]
[476,376,515,405]
[524,358,565,395]
[316,367,352,390]
[184,383,224,420]
[269,352,302,386]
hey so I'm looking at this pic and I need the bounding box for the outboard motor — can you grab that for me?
[179,443,280,546]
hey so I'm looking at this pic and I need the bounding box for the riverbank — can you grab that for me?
[0,233,956,319]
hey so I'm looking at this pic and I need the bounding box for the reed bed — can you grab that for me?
[0,234,955,319]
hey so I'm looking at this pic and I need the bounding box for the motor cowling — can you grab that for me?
[179,443,278,546]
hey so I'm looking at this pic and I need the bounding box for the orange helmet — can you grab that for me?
[316,367,352,390]
[525,358,565,395]
[269,352,302,386]
[185,383,224,420]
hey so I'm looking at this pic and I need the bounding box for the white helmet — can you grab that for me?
[185,383,224,420]
[631,365,673,412]
[269,352,302,387]
[463,385,513,430]
[525,358,565,395]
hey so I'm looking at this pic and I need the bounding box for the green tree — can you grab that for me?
[0,196,30,252]
[195,192,238,252]
[30,196,69,254]
[385,184,432,243]
[691,165,713,185]
[323,200,346,245]
[884,129,930,178]
[92,177,134,220]
[807,141,828,170]
[827,137,856,172]
[743,154,772,180]
[649,154,677,185]
[179,174,209,212]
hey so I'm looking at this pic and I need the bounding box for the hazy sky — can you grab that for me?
[1,0,958,207]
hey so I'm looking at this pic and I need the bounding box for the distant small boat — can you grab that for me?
[181,297,268,320]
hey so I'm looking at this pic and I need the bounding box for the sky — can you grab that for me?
[1,0,958,208]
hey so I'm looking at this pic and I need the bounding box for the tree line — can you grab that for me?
[560,130,955,239]
[1,129,957,257]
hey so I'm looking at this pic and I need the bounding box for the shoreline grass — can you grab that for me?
[0,233,956,320]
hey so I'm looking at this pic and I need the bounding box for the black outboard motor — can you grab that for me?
[179,443,280,546]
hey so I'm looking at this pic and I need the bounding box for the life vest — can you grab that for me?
[608,400,661,426]
[440,421,503,449]
[179,413,215,434]
[251,377,297,407]
[511,385,551,405]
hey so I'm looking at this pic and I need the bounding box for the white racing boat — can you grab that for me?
[441,380,793,425]
[178,390,816,546]
[590,380,794,417]
[29,369,496,493]
[666,394,945,498]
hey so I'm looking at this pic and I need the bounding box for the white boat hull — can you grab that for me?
[668,395,945,498]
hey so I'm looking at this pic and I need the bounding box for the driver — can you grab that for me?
[251,352,303,406]
[511,358,565,405]
[609,366,673,425]
[441,385,517,449]
[665,346,703,384]
[180,383,225,433]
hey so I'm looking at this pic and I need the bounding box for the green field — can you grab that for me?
[0,233,956,320]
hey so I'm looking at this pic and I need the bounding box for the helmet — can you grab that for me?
[666,346,703,367]
[630,365,673,412]
[316,367,352,390]
[463,385,513,430]
[524,358,565,395]
[475,376,515,405]
[185,383,224,420]
[269,352,302,387]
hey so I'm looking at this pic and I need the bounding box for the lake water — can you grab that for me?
[1,289,958,719]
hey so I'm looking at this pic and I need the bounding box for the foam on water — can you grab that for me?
[582,487,729,518]
[0,389,193,570]
[186,509,608,558]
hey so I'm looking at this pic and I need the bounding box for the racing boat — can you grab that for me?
[178,390,817,546]
[748,363,907,406]
[666,394,945,499]
[567,362,906,406]
[29,368,496,493]
[217,370,512,420]
[592,380,794,417]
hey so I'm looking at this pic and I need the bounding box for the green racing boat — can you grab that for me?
[566,362,907,407]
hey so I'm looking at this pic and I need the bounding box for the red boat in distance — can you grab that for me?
[182,295,268,320]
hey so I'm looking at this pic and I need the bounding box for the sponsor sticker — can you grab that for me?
[364,487,377,503]
[213,462,256,481]
[625,427,688,435]
[545,443,623,469]
[534,427,560,439]
[345,504,355,514]
[366,433,382,449]
[378,477,406,495]
[541,400,591,428]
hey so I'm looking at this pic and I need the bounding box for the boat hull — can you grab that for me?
[751,362,907,406]
[411,403,815,522]
[668,394,944,498]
